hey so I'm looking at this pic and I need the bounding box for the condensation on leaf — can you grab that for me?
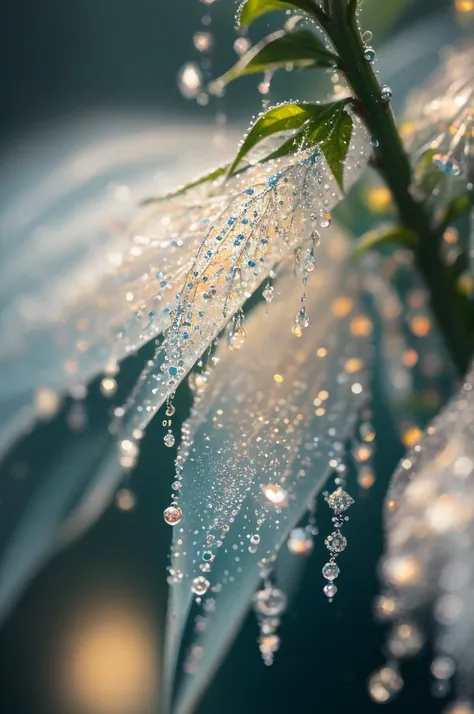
[162,230,372,714]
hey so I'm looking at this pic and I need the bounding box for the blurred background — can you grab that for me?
[0,0,469,713]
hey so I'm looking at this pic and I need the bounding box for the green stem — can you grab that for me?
[324,5,472,375]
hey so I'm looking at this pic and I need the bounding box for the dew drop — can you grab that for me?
[164,430,176,448]
[192,576,211,595]
[432,153,461,176]
[363,47,376,64]
[164,505,183,526]
[381,85,392,101]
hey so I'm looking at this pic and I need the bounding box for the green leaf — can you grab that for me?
[216,29,339,87]
[348,0,358,22]
[352,225,418,262]
[228,99,352,176]
[237,0,325,28]
[140,165,228,205]
[318,109,353,191]
[438,192,474,233]
[228,102,314,174]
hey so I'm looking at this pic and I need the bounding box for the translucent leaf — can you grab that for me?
[0,122,239,456]
[216,28,338,88]
[237,0,324,28]
[163,231,372,714]
[376,368,474,699]
[352,225,417,263]
[117,123,368,442]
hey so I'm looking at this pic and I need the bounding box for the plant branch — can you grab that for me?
[322,10,473,375]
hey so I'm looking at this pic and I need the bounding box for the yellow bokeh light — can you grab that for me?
[364,186,392,213]
[330,296,353,317]
[273,373,284,383]
[350,315,373,337]
[59,605,158,714]
[402,426,423,447]
[410,315,431,337]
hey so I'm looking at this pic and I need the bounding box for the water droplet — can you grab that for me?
[262,483,287,506]
[263,283,274,303]
[166,403,176,417]
[325,531,347,553]
[432,153,461,176]
[228,326,246,351]
[323,583,338,598]
[164,505,183,525]
[303,252,316,272]
[320,212,332,228]
[192,576,210,595]
[193,31,213,52]
[177,62,203,99]
[164,430,176,448]
[363,47,376,64]
[381,85,392,101]
[362,30,373,42]
[234,37,251,55]
[288,528,313,555]
[370,137,379,148]
[253,587,287,617]
[322,562,340,580]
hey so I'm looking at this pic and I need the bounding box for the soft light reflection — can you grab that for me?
[59,604,158,714]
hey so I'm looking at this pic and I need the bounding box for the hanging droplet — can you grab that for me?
[177,62,203,99]
[166,403,176,417]
[370,137,380,148]
[228,326,246,351]
[303,252,316,272]
[193,31,213,52]
[322,562,340,580]
[164,430,176,448]
[432,153,462,176]
[263,283,274,303]
[327,487,354,512]
[362,30,373,42]
[323,583,338,599]
[288,528,314,555]
[381,85,393,101]
[320,212,332,228]
[325,531,347,553]
[234,37,251,55]
[363,47,376,64]
[259,634,280,665]
[253,587,287,617]
[192,576,210,595]
[164,505,183,526]
[100,377,118,397]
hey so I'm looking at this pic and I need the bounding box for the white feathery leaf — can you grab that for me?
[163,230,372,714]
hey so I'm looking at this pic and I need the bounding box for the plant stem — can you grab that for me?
[323,4,473,375]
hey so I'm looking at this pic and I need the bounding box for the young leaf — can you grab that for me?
[228,103,315,175]
[352,225,418,262]
[140,165,228,205]
[237,0,325,28]
[228,99,352,175]
[216,28,339,88]
[318,109,353,191]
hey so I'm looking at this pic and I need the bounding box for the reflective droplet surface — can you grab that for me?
[164,430,176,448]
[288,528,313,555]
[432,153,462,176]
[192,576,210,595]
[363,47,376,64]
[164,505,183,526]
[322,562,340,580]
[253,587,287,617]
[381,85,393,101]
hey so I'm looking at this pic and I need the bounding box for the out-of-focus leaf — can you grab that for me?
[438,192,473,233]
[140,165,229,205]
[163,230,372,714]
[352,225,417,262]
[237,0,324,28]
[216,29,338,88]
